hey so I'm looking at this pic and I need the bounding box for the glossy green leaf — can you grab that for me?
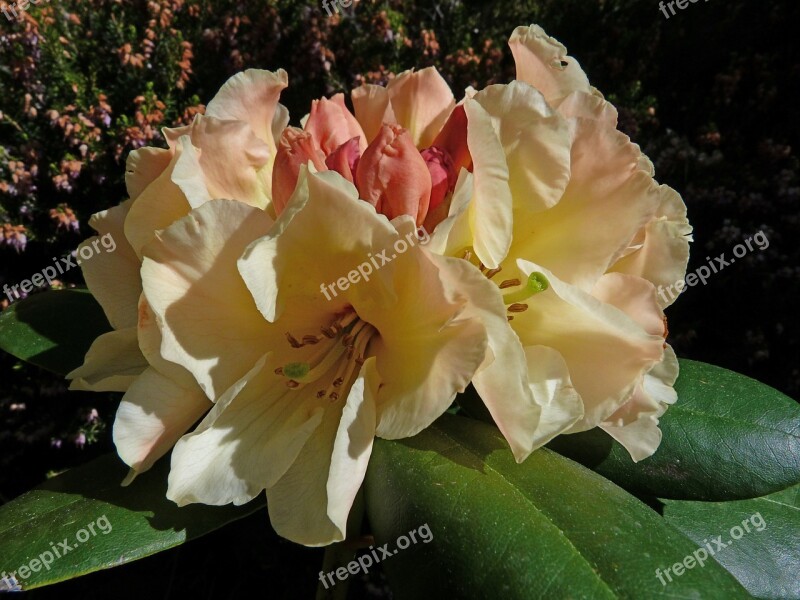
[547,359,800,500]
[0,453,265,590]
[0,289,111,375]
[661,484,800,599]
[365,414,749,599]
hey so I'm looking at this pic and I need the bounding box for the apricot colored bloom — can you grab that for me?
[69,22,691,548]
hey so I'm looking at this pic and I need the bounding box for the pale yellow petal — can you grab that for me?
[167,356,326,507]
[266,363,376,546]
[464,98,513,268]
[125,147,173,201]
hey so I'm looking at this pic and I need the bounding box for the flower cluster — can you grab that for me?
[69,25,691,546]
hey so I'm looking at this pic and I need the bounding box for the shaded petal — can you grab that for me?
[171,117,272,210]
[508,24,591,105]
[142,200,275,400]
[67,327,147,392]
[386,67,455,149]
[366,247,488,440]
[266,363,377,546]
[124,146,191,258]
[125,147,173,201]
[167,356,326,507]
[83,199,142,329]
[114,366,211,479]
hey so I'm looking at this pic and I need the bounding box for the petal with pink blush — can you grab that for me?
[351,84,396,144]
[386,67,456,149]
[508,25,591,105]
[305,94,367,156]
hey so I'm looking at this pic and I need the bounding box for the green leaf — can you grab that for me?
[0,289,111,375]
[0,453,265,590]
[547,359,800,501]
[661,484,800,599]
[365,414,749,599]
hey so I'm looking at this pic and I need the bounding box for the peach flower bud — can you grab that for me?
[304,94,367,156]
[325,137,362,184]
[356,124,433,226]
[432,104,472,174]
[272,127,327,215]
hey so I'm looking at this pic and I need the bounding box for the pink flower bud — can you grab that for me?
[356,124,433,225]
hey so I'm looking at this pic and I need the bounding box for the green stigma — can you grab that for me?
[283,362,311,380]
[503,271,550,305]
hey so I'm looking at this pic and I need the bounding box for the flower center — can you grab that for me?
[275,307,377,401]
[459,247,549,321]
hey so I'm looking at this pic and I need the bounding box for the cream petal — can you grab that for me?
[125,147,174,201]
[507,115,660,291]
[205,68,288,152]
[67,327,148,392]
[427,252,547,461]
[513,260,665,431]
[82,200,142,329]
[463,98,513,268]
[508,24,591,105]
[266,363,377,546]
[239,168,398,323]
[167,356,327,507]
[610,185,693,308]
[425,168,476,257]
[600,345,679,461]
[386,67,455,149]
[124,146,191,259]
[114,366,211,479]
[170,117,272,210]
[141,199,275,400]
[471,82,571,212]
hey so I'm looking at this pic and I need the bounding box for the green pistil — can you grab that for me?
[503,271,550,305]
[283,362,311,380]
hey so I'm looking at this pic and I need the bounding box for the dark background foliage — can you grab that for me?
[1,0,797,597]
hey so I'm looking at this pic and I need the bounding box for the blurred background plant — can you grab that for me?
[1,0,798,596]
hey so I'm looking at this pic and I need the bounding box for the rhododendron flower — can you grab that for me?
[68,23,692,547]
